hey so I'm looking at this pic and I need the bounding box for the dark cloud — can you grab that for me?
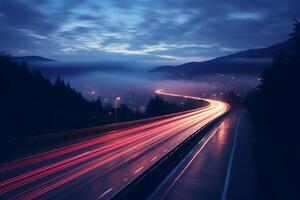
[0,0,299,64]
[0,0,58,34]
[0,26,36,52]
[0,0,42,22]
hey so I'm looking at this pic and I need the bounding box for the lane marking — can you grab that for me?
[159,123,223,199]
[98,188,113,199]
[123,178,128,182]
[134,166,144,174]
[151,156,158,162]
[221,114,242,200]
[163,149,168,153]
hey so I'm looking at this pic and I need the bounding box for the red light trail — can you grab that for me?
[0,91,229,200]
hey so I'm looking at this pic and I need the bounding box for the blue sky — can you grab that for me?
[0,0,299,65]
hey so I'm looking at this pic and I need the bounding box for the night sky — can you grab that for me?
[0,0,299,65]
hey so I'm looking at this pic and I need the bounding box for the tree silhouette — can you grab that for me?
[0,55,107,139]
[146,95,180,117]
[224,90,242,106]
[244,19,300,199]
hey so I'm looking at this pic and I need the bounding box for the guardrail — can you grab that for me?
[112,110,230,200]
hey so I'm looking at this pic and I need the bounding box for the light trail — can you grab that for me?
[0,91,229,200]
[0,105,213,174]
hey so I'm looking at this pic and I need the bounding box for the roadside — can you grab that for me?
[224,112,259,200]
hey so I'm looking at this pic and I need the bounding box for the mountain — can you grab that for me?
[151,40,291,78]
[13,56,55,62]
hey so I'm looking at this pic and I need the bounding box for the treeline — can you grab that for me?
[0,55,205,140]
[145,95,207,117]
[244,20,300,199]
[0,54,107,139]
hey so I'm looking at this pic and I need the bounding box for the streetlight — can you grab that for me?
[115,97,121,123]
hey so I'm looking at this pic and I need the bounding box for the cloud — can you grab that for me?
[0,0,59,34]
[220,47,242,52]
[0,0,299,64]
[157,54,209,62]
[227,12,263,20]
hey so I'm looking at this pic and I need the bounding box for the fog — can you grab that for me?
[28,61,260,108]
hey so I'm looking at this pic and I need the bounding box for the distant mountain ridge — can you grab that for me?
[13,56,55,62]
[151,40,291,78]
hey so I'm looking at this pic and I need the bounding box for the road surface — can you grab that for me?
[0,92,229,200]
[150,111,258,200]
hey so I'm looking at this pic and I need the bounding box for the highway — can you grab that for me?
[0,91,229,200]
[149,111,258,200]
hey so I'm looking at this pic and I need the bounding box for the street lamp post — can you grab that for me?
[115,97,121,123]
[182,95,187,111]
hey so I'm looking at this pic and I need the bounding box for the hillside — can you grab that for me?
[151,40,291,78]
[0,55,105,139]
[13,56,55,62]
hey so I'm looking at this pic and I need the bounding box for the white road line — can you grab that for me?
[160,123,223,199]
[221,114,242,200]
[151,156,158,162]
[123,178,128,182]
[134,166,144,174]
[98,188,113,199]
[163,149,168,153]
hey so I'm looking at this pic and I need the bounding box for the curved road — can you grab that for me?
[0,91,229,200]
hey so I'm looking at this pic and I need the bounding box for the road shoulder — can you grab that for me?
[149,110,259,200]
[225,111,259,200]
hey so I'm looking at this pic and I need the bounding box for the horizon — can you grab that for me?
[1,0,299,66]
[6,38,287,68]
